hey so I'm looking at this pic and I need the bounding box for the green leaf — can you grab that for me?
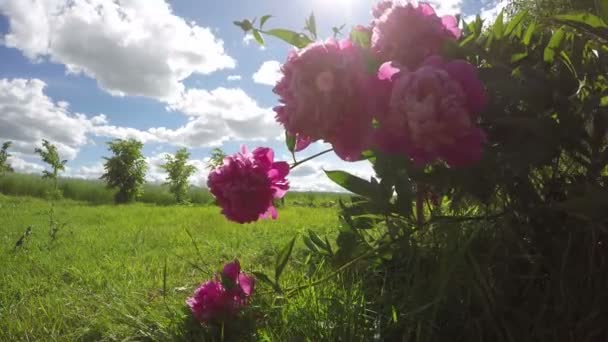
[266,29,313,49]
[600,96,608,107]
[505,10,527,37]
[308,229,331,253]
[332,24,346,38]
[275,236,297,282]
[325,170,380,198]
[598,0,608,23]
[233,19,253,32]
[253,30,265,45]
[252,272,282,293]
[493,10,504,39]
[305,12,317,39]
[523,22,537,46]
[303,236,320,253]
[285,132,296,153]
[260,15,272,29]
[544,27,566,63]
[350,26,372,48]
[554,12,607,29]
[511,52,529,63]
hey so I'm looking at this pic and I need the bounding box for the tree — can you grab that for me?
[100,139,148,204]
[34,139,67,192]
[507,0,598,18]
[0,141,14,176]
[161,148,197,204]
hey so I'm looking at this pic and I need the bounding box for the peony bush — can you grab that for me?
[189,1,608,340]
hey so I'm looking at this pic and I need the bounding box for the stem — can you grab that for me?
[290,148,333,170]
[416,187,425,230]
[285,244,380,296]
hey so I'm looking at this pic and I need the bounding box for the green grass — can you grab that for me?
[0,194,350,340]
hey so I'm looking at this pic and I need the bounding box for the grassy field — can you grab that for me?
[0,193,353,341]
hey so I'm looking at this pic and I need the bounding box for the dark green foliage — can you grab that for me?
[507,0,598,19]
[247,6,608,341]
[0,141,13,176]
[161,148,197,204]
[100,139,148,204]
[309,9,608,341]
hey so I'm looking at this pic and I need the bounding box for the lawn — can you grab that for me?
[0,194,342,340]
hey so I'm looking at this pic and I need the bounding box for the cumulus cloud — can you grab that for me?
[287,153,375,192]
[427,0,463,15]
[0,0,235,101]
[66,163,105,179]
[227,75,242,81]
[0,78,107,159]
[167,87,283,144]
[7,155,46,174]
[0,78,283,156]
[243,33,266,50]
[252,60,282,86]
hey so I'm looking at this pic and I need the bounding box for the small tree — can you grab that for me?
[101,139,148,204]
[0,141,14,176]
[161,148,197,204]
[34,139,67,194]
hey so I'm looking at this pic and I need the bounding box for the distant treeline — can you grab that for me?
[0,172,346,206]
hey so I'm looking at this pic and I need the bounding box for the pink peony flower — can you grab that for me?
[274,39,376,161]
[374,56,487,166]
[207,146,289,224]
[372,0,393,19]
[187,280,227,323]
[372,2,461,69]
[187,260,256,324]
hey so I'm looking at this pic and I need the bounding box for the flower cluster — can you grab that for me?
[208,1,487,224]
[187,260,255,324]
[207,146,289,223]
[273,1,486,165]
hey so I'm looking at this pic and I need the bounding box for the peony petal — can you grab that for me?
[222,260,240,283]
[441,15,461,38]
[238,273,255,297]
[378,61,402,81]
[418,2,436,16]
[443,60,487,114]
[268,161,290,180]
[260,206,278,220]
[440,128,486,167]
[295,135,313,152]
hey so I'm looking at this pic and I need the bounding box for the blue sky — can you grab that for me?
[0,0,504,191]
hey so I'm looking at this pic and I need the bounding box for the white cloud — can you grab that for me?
[7,155,45,174]
[288,151,375,192]
[0,0,235,101]
[477,1,508,22]
[0,78,107,159]
[0,78,283,155]
[166,87,283,145]
[427,0,463,15]
[227,75,242,81]
[252,60,282,86]
[66,163,105,179]
[243,33,266,50]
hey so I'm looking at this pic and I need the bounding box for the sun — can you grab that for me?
[311,0,358,18]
